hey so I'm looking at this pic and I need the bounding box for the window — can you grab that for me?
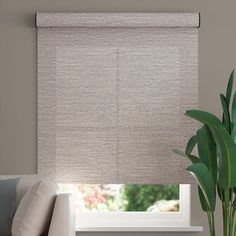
[58,184,190,231]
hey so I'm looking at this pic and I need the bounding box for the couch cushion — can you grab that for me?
[0,178,20,236]
[0,175,54,207]
[16,175,54,207]
[12,180,57,236]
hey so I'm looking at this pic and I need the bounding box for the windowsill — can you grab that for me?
[76,226,203,232]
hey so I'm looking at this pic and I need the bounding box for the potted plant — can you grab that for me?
[174,70,236,236]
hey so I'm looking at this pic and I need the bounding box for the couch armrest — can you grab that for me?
[48,194,75,236]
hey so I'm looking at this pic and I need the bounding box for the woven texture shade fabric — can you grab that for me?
[37,13,199,183]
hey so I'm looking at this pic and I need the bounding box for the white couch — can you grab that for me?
[1,175,75,236]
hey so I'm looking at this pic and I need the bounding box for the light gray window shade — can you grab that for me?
[37,13,199,183]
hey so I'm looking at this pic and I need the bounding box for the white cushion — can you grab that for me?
[12,180,57,236]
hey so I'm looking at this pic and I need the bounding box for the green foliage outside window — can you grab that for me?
[122,184,179,211]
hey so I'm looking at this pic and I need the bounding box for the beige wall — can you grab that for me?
[1,0,236,235]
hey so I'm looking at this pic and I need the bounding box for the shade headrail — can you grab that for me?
[36,13,200,28]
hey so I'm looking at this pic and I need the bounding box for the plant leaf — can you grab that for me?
[198,186,209,212]
[226,70,234,106]
[185,110,222,129]
[220,94,231,133]
[210,125,236,189]
[231,92,236,142]
[217,184,223,201]
[187,163,216,211]
[232,197,236,208]
[222,70,234,128]
[173,149,185,157]
[232,92,236,125]
[186,110,236,189]
[231,127,236,143]
[173,149,199,163]
[185,135,197,155]
[187,154,200,164]
[196,125,217,185]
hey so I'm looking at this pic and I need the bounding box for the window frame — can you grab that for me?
[73,184,191,231]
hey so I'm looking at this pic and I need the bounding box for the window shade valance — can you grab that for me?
[37,13,199,183]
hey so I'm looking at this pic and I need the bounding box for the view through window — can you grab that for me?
[58,184,179,213]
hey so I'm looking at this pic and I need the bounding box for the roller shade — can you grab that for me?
[37,13,199,183]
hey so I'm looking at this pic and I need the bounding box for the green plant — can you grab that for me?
[122,184,179,211]
[174,70,236,236]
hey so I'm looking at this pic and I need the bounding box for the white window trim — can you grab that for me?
[75,184,203,232]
